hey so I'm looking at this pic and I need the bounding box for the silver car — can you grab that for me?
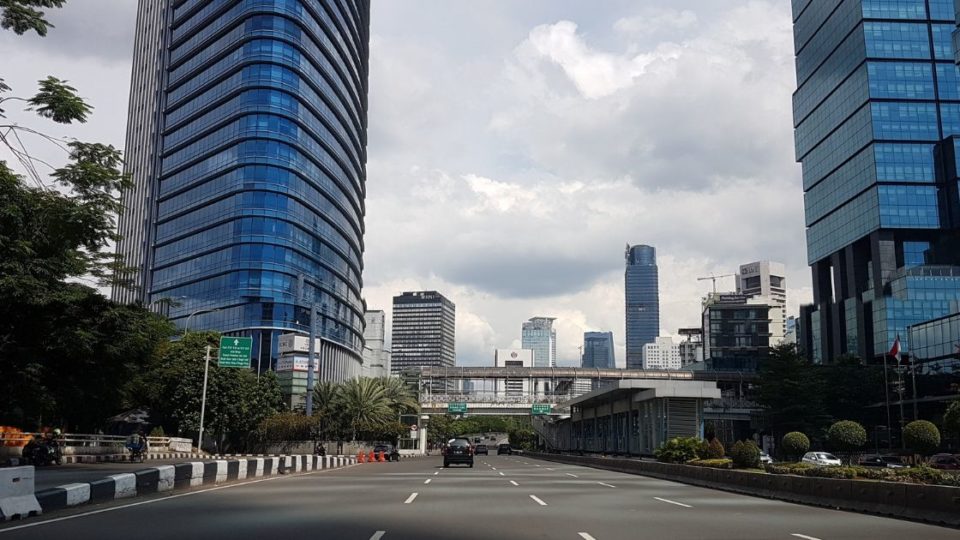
[801,451,842,466]
[759,451,773,465]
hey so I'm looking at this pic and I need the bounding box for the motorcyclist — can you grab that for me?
[126,430,148,462]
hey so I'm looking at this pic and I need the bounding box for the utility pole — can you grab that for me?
[306,300,318,416]
[197,345,211,452]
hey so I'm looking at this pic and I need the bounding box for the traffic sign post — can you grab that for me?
[448,402,467,415]
[219,336,252,368]
[531,404,551,416]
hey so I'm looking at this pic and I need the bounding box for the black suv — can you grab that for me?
[373,443,401,462]
[475,444,488,455]
[443,438,474,468]
[497,443,512,455]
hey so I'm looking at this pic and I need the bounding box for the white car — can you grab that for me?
[801,452,842,466]
[759,451,773,465]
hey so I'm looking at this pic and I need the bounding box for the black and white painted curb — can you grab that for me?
[0,455,356,521]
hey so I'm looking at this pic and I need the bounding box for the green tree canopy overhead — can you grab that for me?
[757,344,829,436]
[0,0,65,36]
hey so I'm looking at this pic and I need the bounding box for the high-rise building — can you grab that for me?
[494,349,533,396]
[625,244,660,369]
[702,293,773,371]
[390,291,456,374]
[362,310,390,378]
[677,328,704,366]
[113,0,371,376]
[792,1,960,363]
[642,336,682,370]
[521,317,557,368]
[736,261,787,344]
[581,331,615,369]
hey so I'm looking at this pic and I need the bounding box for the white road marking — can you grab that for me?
[546,468,555,471]
[565,473,579,478]
[653,497,692,508]
[404,493,418,504]
[424,479,432,484]
[510,480,519,486]
[578,534,597,540]
[491,467,497,470]
[791,535,822,540]
[498,472,505,476]
[434,471,439,475]
[597,482,616,488]
[534,464,541,467]
[529,494,548,506]
[370,532,386,540]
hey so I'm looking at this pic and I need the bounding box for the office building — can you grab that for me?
[642,336,682,370]
[625,244,660,369]
[362,310,391,378]
[494,349,533,396]
[702,293,773,371]
[678,328,704,366]
[275,333,361,409]
[390,291,456,374]
[113,0,371,377]
[581,331,615,369]
[736,261,787,344]
[521,317,557,368]
[792,0,960,363]
[907,306,960,373]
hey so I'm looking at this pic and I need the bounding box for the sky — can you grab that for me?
[0,0,810,367]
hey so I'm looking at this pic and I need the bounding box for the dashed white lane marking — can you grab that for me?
[565,473,579,478]
[370,532,386,540]
[653,497,692,508]
[492,467,497,470]
[424,479,432,484]
[578,534,597,540]
[529,494,548,506]
[498,472,505,476]
[510,480,519,486]
[546,468,555,471]
[597,482,616,488]
[404,493,419,504]
[791,535,822,540]
[434,471,439,475]
[534,464,541,467]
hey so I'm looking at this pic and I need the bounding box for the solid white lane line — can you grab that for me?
[578,534,597,540]
[791,535,822,540]
[653,497,692,508]
[597,482,616,488]
[498,472,505,476]
[370,532,386,540]
[565,473,579,478]
[424,479,432,484]
[510,480,519,486]
[404,493,418,504]
[529,494,548,506]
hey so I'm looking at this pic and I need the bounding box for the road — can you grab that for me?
[2,455,957,539]
[32,459,216,491]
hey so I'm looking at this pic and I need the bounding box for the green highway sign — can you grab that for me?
[448,402,468,414]
[219,336,252,368]
[531,404,551,416]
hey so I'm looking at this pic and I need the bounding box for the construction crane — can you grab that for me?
[698,273,736,294]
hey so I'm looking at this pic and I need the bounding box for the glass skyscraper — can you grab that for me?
[581,331,615,369]
[793,0,960,363]
[521,317,557,368]
[114,0,370,374]
[625,244,660,369]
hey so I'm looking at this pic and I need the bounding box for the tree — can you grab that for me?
[337,377,392,441]
[730,440,761,468]
[376,376,419,415]
[757,344,829,437]
[903,420,941,456]
[705,438,725,459]
[820,356,884,426]
[781,432,810,461]
[827,420,867,453]
[943,401,960,442]
[1,0,66,36]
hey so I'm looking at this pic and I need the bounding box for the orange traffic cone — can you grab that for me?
[368,450,375,463]
[357,450,366,463]
[378,451,385,462]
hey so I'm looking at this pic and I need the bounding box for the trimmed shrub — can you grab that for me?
[898,465,946,485]
[943,400,960,439]
[765,462,815,475]
[688,458,732,469]
[654,437,707,463]
[827,421,867,452]
[903,420,941,456]
[803,466,859,479]
[705,438,725,459]
[781,432,810,461]
[730,439,761,469]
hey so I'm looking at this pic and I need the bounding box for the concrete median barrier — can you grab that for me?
[0,467,42,521]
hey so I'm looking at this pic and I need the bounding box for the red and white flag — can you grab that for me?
[888,336,901,359]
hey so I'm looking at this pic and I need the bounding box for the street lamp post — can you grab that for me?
[183,307,221,337]
[197,345,212,452]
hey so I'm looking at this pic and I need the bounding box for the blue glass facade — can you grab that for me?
[793,0,960,363]
[581,331,615,369]
[118,0,369,371]
[625,245,659,369]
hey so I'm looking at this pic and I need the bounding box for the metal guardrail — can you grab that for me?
[422,394,573,404]
[0,433,193,453]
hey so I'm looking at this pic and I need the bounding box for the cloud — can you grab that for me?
[614,8,699,36]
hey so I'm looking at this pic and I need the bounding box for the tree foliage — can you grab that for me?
[730,440,761,468]
[655,437,707,463]
[0,0,65,36]
[903,420,941,456]
[781,432,810,461]
[943,400,960,440]
[758,344,828,436]
[827,420,867,452]
[705,437,725,459]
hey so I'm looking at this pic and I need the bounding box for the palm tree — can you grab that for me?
[338,378,392,440]
[377,376,420,415]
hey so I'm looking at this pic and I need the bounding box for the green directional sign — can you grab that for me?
[219,336,252,368]
[531,403,551,416]
[448,402,467,415]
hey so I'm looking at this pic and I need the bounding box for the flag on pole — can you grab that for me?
[888,336,901,360]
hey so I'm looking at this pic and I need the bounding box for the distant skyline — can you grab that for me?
[0,0,810,366]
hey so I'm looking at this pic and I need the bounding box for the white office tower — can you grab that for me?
[494,349,533,396]
[362,310,391,378]
[736,261,787,345]
[642,337,682,370]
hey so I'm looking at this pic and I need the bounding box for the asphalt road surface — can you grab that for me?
[32,459,217,491]
[2,455,957,540]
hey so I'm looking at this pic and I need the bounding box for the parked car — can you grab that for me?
[801,452,842,466]
[858,455,906,469]
[475,444,488,455]
[443,438,474,468]
[497,443,512,455]
[929,453,960,470]
[373,443,401,462]
[759,451,773,465]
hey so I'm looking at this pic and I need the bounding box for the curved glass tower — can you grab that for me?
[115,0,369,376]
[625,244,660,369]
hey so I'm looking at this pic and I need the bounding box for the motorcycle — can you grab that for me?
[22,438,63,466]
